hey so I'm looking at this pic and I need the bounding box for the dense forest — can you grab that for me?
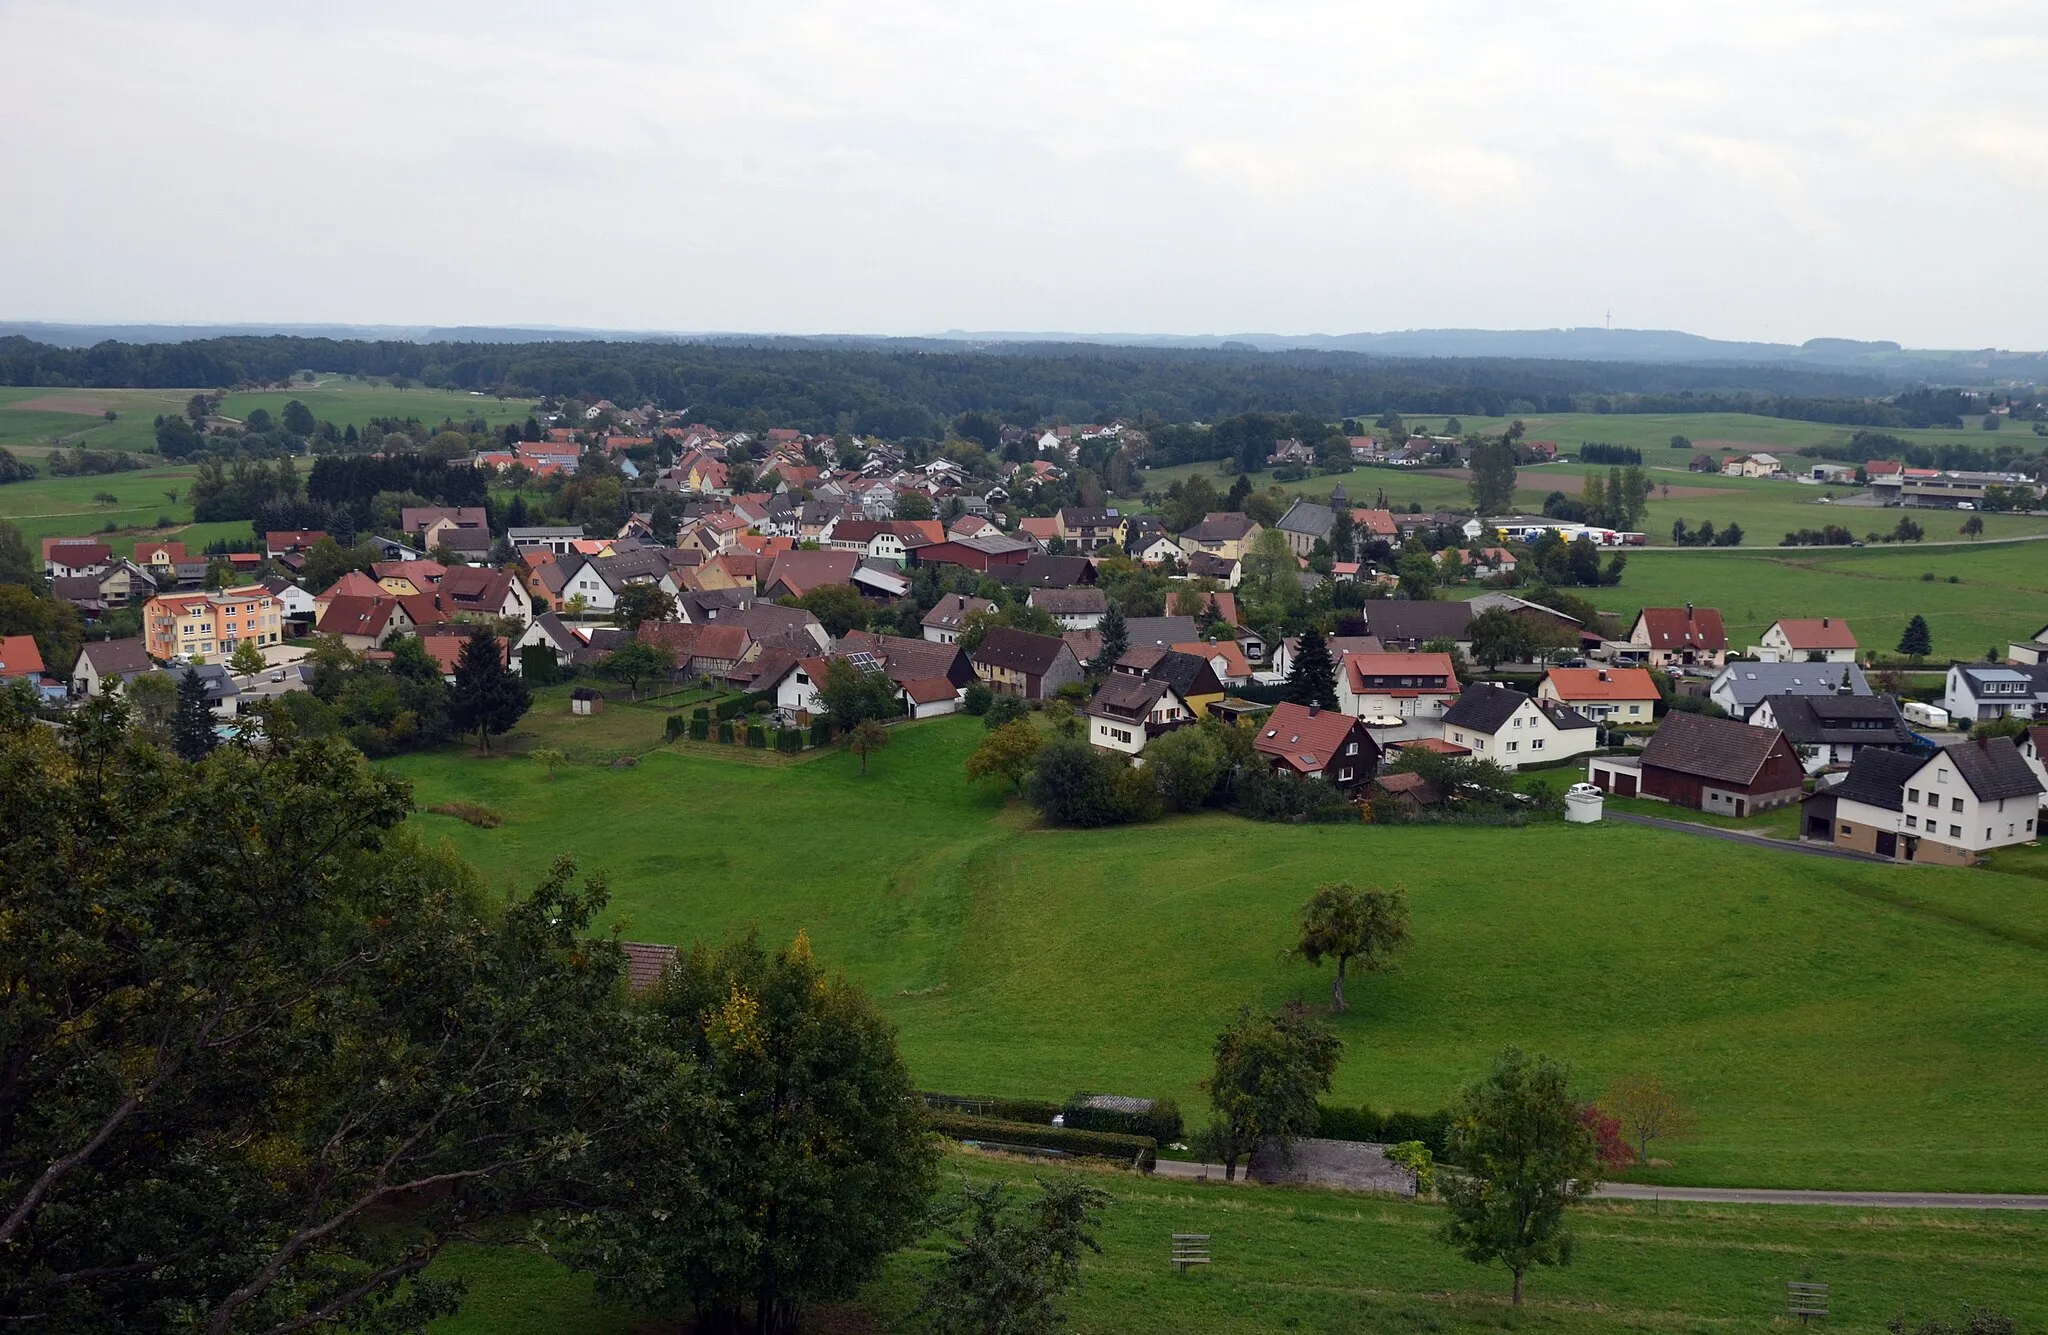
[0,332,1970,434]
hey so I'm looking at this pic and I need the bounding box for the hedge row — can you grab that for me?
[1062,1095,1183,1144]
[1315,1103,1454,1158]
[920,1092,1063,1124]
[926,1111,1156,1170]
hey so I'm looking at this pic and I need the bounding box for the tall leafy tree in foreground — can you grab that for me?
[1439,1047,1602,1306]
[448,624,530,752]
[1285,625,1338,709]
[558,931,937,1335]
[0,701,647,1332]
[1293,882,1411,1012]
[912,1178,1110,1335]
[1199,1003,1342,1181]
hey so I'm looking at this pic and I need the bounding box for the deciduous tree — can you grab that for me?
[613,580,678,630]
[911,1178,1109,1335]
[1603,1073,1695,1166]
[1199,1003,1342,1181]
[598,638,672,701]
[848,717,891,775]
[966,718,1043,793]
[1440,1047,1602,1306]
[1292,882,1411,1012]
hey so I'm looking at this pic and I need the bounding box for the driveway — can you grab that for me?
[1603,811,1892,863]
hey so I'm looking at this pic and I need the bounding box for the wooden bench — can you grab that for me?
[1170,1234,1211,1274]
[1787,1281,1830,1323]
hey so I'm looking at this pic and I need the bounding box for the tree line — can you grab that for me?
[0,333,1927,436]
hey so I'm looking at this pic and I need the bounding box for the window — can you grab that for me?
[1927,792,1939,807]
[1346,742,1358,755]
[1907,787,1919,802]
[1906,815,1917,829]
[1840,823,1853,835]
[1937,768,1949,783]
[1951,797,1964,813]
[1506,741,1519,752]
[1949,824,1962,838]
[1531,738,1545,750]
[1338,767,1353,782]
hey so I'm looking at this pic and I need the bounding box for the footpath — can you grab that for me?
[1151,1154,2048,1210]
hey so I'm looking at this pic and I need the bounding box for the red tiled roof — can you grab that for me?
[1772,617,1858,650]
[1342,651,1459,696]
[1544,667,1658,701]
[1254,701,1364,775]
[0,635,46,679]
[1635,607,1727,651]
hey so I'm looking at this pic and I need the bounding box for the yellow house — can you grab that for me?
[1176,513,1263,561]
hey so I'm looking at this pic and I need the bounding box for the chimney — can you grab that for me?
[1598,669,1610,682]
[1308,703,1321,717]
[1686,601,1694,620]
[1822,616,1830,628]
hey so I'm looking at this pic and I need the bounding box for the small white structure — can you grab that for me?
[1902,700,1950,730]
[1564,783,1605,823]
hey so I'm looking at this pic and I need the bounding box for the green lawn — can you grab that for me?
[0,463,204,547]
[0,385,200,455]
[1381,410,2046,461]
[428,1150,2048,1335]
[1584,540,2048,656]
[382,715,2048,1194]
[214,376,537,433]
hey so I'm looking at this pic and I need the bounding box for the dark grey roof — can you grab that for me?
[1140,649,1224,702]
[1440,683,1530,733]
[1275,499,1336,538]
[78,637,154,677]
[1641,712,1789,786]
[1713,662,1870,713]
[1826,748,1926,811]
[986,555,1095,588]
[1089,673,1171,721]
[971,626,1072,675]
[1124,616,1201,648]
[1031,587,1108,616]
[1941,736,2045,802]
[1362,601,1474,644]
[1764,693,1914,749]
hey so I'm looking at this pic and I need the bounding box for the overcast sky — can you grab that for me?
[3,1,2045,347]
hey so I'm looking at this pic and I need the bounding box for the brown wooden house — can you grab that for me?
[1637,712,1806,815]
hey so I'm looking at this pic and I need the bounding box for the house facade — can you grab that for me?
[1944,663,2048,723]
[1252,701,1381,795]
[143,586,285,660]
[1438,683,1598,771]
[1753,617,1859,663]
[1537,667,1658,725]
[1626,605,1728,668]
[1802,738,2042,865]
[1336,652,1460,725]
[1086,674,1193,756]
[971,627,1083,700]
[1749,692,1916,773]
[1630,712,1806,814]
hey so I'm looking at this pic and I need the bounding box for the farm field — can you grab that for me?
[382,713,2048,1195]
[430,1151,2048,1335]
[214,376,537,433]
[1580,539,2048,654]
[0,463,205,548]
[1382,410,2046,460]
[0,385,198,455]
[1140,455,2048,548]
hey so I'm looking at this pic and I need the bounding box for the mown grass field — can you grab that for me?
[427,1150,2048,1335]
[1384,410,2045,461]
[383,711,2048,1195]
[1581,540,2048,655]
[0,462,204,548]
[213,376,536,434]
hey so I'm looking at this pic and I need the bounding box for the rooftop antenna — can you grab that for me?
[1605,309,1611,330]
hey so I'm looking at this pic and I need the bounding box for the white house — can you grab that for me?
[1752,617,1859,663]
[1437,683,1600,771]
[1807,737,2042,865]
[1028,586,1108,631]
[1336,652,1461,734]
[1087,673,1194,756]
[1944,663,2048,723]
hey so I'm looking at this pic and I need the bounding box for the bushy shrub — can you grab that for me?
[1062,1095,1183,1143]
[689,715,710,740]
[717,721,735,744]
[1025,737,1157,827]
[926,1111,1156,1170]
[715,698,746,721]
[664,714,687,741]
[746,723,768,748]
[1315,1103,1454,1158]
[809,717,832,747]
[776,728,802,753]
[962,681,993,715]
[425,801,504,828]
[984,694,1029,730]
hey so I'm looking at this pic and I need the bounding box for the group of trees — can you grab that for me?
[268,626,530,756]
[1668,518,1745,547]
[3,704,1122,1335]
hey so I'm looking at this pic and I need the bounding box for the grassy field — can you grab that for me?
[0,463,205,548]
[0,385,201,455]
[1141,455,2048,550]
[426,1150,2048,1335]
[214,376,536,434]
[1381,410,2047,461]
[382,709,2048,1194]
[1580,540,2048,655]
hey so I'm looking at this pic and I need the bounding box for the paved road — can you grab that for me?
[1152,1159,2048,1209]
[1603,811,1891,863]
[1595,1183,2048,1210]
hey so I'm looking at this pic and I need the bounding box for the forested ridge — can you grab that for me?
[0,333,1962,433]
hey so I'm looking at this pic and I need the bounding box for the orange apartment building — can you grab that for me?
[143,585,283,661]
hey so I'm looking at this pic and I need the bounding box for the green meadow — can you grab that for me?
[0,463,205,548]
[429,1150,2048,1335]
[1584,541,2048,655]
[382,707,2048,1196]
